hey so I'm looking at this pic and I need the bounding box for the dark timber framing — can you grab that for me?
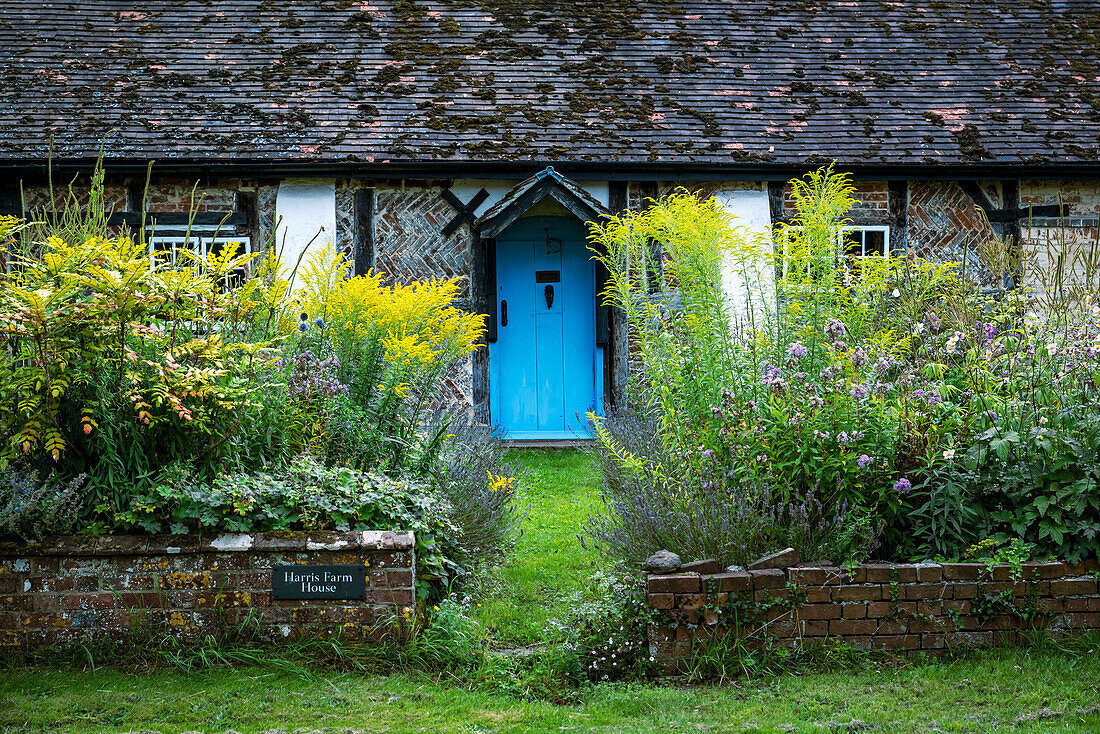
[353,188,374,277]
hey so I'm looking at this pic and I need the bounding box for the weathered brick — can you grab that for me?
[796,604,840,621]
[749,568,786,589]
[201,554,251,572]
[676,593,707,610]
[708,571,751,593]
[365,587,413,606]
[804,588,833,603]
[861,563,897,583]
[942,563,988,580]
[834,585,882,602]
[953,582,979,599]
[922,633,946,649]
[904,583,951,601]
[25,576,74,593]
[648,573,701,594]
[1036,597,1064,614]
[830,619,878,636]
[61,594,117,611]
[873,634,920,651]
[945,630,994,647]
[866,601,893,618]
[1051,578,1099,596]
[386,569,414,587]
[680,559,721,574]
[809,619,834,637]
[788,567,841,586]
[841,603,868,619]
[839,636,873,650]
[917,564,943,583]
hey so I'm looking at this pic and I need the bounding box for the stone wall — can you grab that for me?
[646,559,1100,673]
[0,531,415,649]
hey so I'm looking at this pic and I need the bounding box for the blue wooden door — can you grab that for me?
[490,216,600,439]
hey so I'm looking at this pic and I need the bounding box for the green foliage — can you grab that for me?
[0,468,88,541]
[550,570,653,683]
[589,164,1100,566]
[290,245,485,474]
[0,166,301,510]
[98,456,460,587]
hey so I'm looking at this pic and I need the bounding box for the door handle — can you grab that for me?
[544,284,554,310]
[500,299,508,326]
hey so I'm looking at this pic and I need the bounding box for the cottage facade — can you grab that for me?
[2,1,1099,438]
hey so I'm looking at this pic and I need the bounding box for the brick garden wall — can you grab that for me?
[0,531,415,649]
[646,560,1100,673]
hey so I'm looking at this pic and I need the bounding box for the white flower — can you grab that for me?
[892,288,901,297]
[1039,416,1048,425]
[1025,311,1040,329]
[1046,342,1058,356]
[913,322,925,336]
[943,449,956,460]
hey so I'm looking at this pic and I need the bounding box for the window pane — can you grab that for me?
[843,230,863,257]
[864,230,886,255]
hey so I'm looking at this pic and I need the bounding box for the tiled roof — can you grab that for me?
[1,0,1098,170]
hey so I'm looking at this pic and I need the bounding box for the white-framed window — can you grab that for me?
[840,225,890,258]
[149,229,251,287]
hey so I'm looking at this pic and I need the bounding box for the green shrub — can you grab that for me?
[97,456,461,588]
[587,165,1100,566]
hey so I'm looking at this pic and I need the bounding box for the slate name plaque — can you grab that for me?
[273,565,366,600]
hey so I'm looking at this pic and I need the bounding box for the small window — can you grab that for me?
[840,225,890,257]
[150,230,251,288]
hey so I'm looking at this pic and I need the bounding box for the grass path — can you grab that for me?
[3,648,1099,732]
[471,448,600,645]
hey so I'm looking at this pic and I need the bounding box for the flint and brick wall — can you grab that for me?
[647,560,1100,673]
[0,531,415,649]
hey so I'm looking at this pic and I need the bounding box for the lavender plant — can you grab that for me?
[0,469,88,541]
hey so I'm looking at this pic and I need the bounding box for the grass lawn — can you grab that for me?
[2,646,1099,733]
[3,448,1100,733]
[470,448,601,645]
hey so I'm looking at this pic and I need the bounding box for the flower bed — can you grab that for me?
[0,531,415,649]
[646,558,1100,674]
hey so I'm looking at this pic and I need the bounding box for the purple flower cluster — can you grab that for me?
[894,478,912,492]
[288,351,349,400]
[911,388,940,406]
[981,322,997,345]
[787,341,808,359]
[825,318,847,341]
[762,364,786,390]
[857,454,873,468]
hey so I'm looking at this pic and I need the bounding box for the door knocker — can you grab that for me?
[545,228,562,255]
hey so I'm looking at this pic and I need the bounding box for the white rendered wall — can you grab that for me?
[275,179,337,285]
[713,184,776,331]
